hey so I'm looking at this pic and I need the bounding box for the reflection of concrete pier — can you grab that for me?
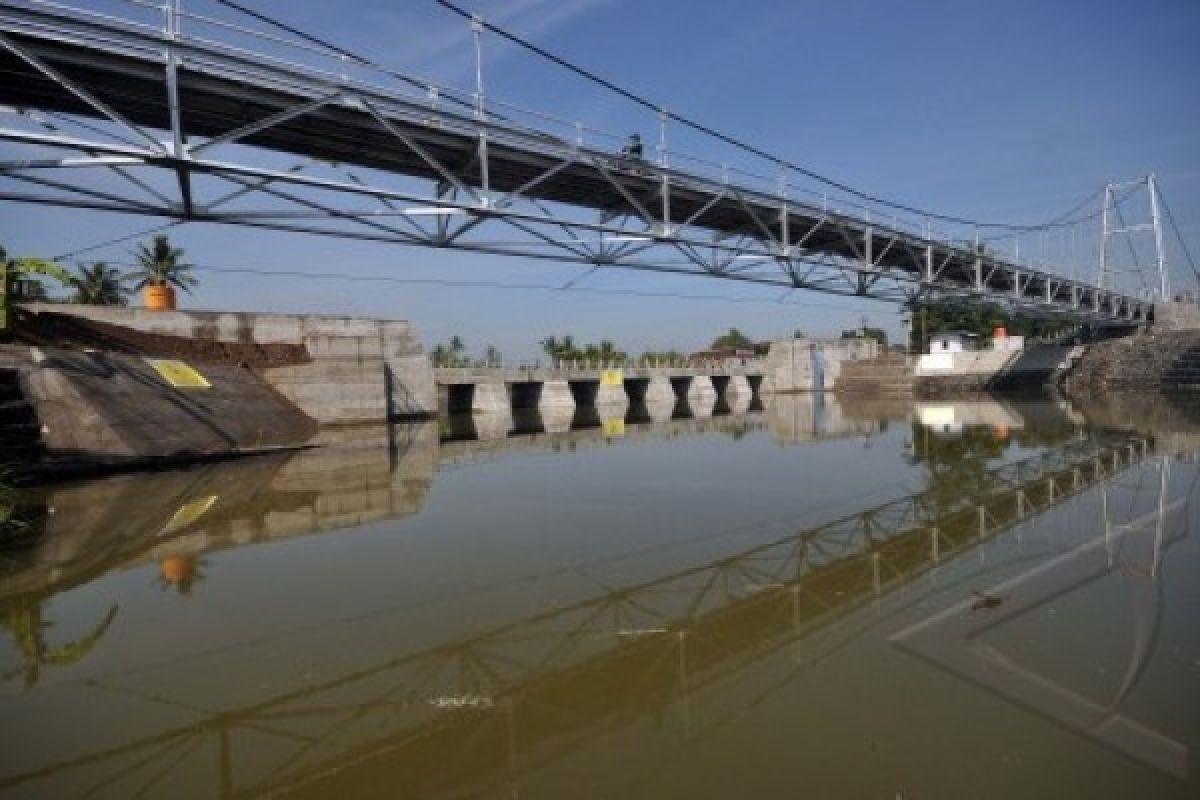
[437,411,768,465]
[764,392,911,444]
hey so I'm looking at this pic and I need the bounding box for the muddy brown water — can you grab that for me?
[1,393,1198,799]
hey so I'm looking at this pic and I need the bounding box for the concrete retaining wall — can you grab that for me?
[1152,300,1200,331]
[915,345,1075,396]
[3,345,315,473]
[21,304,436,421]
[1066,330,1200,393]
[761,338,879,393]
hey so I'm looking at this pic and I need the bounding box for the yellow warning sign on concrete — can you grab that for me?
[600,369,624,386]
[146,359,211,389]
[602,418,625,437]
[160,494,219,536]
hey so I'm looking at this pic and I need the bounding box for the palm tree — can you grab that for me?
[128,235,197,293]
[71,261,129,306]
[1,596,119,688]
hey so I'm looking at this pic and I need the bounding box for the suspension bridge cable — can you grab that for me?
[432,0,1103,233]
[206,0,1103,234]
[979,188,1105,244]
[209,0,482,116]
[50,221,184,262]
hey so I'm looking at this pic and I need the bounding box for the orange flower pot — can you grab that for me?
[159,555,194,585]
[144,284,176,312]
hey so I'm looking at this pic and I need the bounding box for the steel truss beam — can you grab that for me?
[0,1,1152,322]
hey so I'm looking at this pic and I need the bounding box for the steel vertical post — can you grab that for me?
[659,112,670,234]
[1148,174,1168,300]
[163,0,191,213]
[470,15,489,206]
[1099,183,1112,291]
[779,169,790,258]
[471,15,485,120]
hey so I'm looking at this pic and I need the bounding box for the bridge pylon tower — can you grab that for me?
[1099,175,1169,301]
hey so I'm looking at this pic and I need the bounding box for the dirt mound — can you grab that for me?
[12,309,310,368]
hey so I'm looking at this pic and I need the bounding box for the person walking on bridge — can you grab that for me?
[621,132,644,160]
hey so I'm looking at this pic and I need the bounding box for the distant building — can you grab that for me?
[928,331,978,354]
[991,333,1025,352]
[689,341,771,362]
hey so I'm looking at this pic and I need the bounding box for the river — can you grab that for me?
[1,392,1198,799]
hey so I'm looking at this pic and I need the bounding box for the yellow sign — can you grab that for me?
[602,418,625,437]
[160,494,219,536]
[600,369,624,386]
[147,359,211,389]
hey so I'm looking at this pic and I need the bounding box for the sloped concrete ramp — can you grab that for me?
[3,345,315,475]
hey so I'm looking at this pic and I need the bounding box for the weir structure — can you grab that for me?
[0,0,1159,323]
[435,363,763,420]
[0,429,1183,798]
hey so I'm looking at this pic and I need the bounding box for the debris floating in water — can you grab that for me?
[970,590,1003,611]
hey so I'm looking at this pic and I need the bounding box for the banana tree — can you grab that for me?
[1,245,73,333]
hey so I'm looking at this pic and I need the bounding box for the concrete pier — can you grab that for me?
[641,397,677,423]
[595,382,630,414]
[686,375,719,408]
[725,377,754,414]
[725,375,753,401]
[470,381,510,415]
[625,375,677,409]
[540,406,575,433]
[435,362,766,422]
[469,408,513,441]
[538,380,575,413]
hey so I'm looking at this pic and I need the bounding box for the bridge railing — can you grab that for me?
[1,0,1106,282]
[431,357,767,371]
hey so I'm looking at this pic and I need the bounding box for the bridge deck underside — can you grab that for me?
[0,8,1150,321]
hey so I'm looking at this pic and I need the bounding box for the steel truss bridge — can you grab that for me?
[0,434,1175,799]
[0,0,1154,323]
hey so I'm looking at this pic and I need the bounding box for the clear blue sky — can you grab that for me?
[2,0,1197,359]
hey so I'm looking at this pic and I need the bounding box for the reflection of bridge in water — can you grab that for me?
[0,427,1173,799]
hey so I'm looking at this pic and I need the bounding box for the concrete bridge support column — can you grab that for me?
[627,377,676,422]
[470,410,513,441]
[724,375,754,414]
[687,375,718,406]
[537,380,575,414]
[471,381,511,415]
[686,375,718,417]
[536,381,576,433]
[595,380,629,416]
[644,376,676,407]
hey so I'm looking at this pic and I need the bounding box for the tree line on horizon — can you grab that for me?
[905,300,1073,351]
[430,328,800,368]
